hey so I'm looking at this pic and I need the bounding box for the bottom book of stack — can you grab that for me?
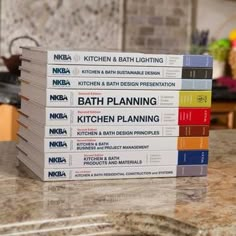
[17,129,208,181]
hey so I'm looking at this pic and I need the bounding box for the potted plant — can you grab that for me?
[208,39,231,79]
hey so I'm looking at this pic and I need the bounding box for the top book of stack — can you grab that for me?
[21,47,213,68]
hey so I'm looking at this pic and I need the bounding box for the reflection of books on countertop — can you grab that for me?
[2,131,236,235]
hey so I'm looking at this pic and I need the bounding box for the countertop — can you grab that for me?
[0,130,236,235]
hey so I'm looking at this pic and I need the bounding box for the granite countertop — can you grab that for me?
[0,130,236,235]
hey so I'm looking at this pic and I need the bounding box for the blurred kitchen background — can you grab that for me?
[1,0,236,141]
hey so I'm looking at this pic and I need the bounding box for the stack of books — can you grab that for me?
[17,48,213,181]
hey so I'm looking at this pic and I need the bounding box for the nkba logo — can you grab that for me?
[48,157,67,164]
[49,113,68,120]
[52,68,70,74]
[54,54,72,61]
[50,94,68,101]
[49,128,67,135]
[49,141,68,148]
[48,171,67,178]
[52,79,71,86]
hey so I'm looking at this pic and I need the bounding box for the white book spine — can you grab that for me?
[43,137,178,153]
[44,125,179,138]
[21,84,211,108]
[48,166,177,180]
[46,77,212,90]
[20,103,179,126]
[22,86,183,107]
[47,65,182,78]
[47,51,184,66]
[46,151,179,168]
[21,61,182,78]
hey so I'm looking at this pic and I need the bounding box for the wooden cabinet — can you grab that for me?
[0,104,19,141]
[211,101,236,129]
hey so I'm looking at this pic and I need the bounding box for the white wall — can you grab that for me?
[196,0,236,40]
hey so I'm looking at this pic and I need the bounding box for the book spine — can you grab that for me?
[45,125,209,138]
[44,65,212,78]
[21,73,213,90]
[43,151,209,168]
[41,137,208,153]
[45,165,178,181]
[44,125,209,138]
[24,123,208,138]
[20,101,210,126]
[46,51,212,67]
[22,86,212,108]
[47,52,182,66]
[49,107,210,126]
[47,165,207,180]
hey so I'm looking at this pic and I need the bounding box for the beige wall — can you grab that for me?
[124,0,192,53]
[0,0,192,56]
[196,0,236,40]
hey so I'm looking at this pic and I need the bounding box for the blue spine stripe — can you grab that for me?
[183,55,213,68]
[178,150,208,165]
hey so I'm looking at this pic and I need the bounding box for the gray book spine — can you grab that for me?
[177,165,208,177]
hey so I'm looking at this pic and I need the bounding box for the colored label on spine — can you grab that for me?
[179,125,209,136]
[177,137,208,150]
[178,151,208,165]
[178,108,210,125]
[179,91,211,107]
